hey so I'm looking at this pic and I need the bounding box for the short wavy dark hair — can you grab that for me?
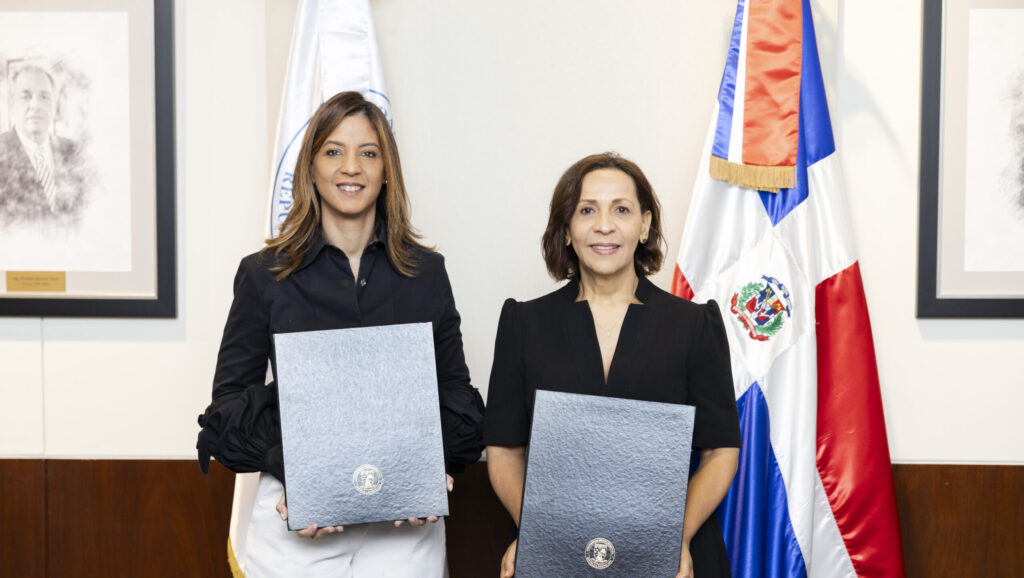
[541,152,665,281]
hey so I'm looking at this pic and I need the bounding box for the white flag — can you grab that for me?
[266,0,392,238]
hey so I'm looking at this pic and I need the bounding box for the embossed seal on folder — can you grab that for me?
[585,537,616,569]
[514,390,695,576]
[353,464,383,495]
[274,323,449,529]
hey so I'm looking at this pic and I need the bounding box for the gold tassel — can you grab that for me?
[228,537,246,578]
[709,155,795,193]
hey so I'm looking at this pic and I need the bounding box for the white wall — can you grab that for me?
[1,0,1021,463]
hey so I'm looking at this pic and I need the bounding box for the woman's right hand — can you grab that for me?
[276,492,344,539]
[500,538,517,577]
[487,446,526,577]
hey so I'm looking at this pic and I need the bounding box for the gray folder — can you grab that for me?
[515,390,695,577]
[274,322,449,530]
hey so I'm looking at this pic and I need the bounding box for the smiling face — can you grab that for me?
[568,168,652,280]
[312,113,385,227]
[10,68,55,144]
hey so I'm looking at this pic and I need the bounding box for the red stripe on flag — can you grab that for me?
[672,265,695,300]
[742,0,802,167]
[815,261,906,577]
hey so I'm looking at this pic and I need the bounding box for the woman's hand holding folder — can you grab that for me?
[394,474,455,527]
[276,493,345,539]
[275,474,454,536]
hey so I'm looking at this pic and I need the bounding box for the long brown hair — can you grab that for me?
[264,91,428,279]
[541,152,665,280]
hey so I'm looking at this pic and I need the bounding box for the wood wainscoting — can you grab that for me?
[0,460,1020,577]
[892,464,1024,577]
[0,459,46,576]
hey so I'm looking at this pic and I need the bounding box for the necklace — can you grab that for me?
[594,321,618,339]
[592,305,629,339]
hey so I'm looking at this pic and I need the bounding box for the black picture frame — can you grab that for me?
[0,0,176,318]
[917,0,1024,318]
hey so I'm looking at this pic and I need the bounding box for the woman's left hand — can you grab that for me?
[276,492,344,538]
[394,475,454,527]
[674,542,694,578]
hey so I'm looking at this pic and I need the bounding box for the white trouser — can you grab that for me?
[242,473,448,578]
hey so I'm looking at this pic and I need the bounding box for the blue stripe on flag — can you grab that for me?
[712,0,747,160]
[756,128,807,225]
[796,0,834,166]
[757,0,836,226]
[717,383,808,578]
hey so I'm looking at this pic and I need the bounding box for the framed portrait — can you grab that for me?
[919,0,1024,317]
[0,0,175,317]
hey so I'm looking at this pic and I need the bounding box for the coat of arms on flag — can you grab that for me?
[731,275,792,342]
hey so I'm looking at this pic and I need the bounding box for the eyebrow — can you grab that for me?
[578,197,637,205]
[323,141,381,148]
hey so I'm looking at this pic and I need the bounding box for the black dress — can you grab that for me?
[483,276,741,577]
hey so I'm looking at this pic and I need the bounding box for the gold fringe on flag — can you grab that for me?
[228,537,246,578]
[709,155,796,193]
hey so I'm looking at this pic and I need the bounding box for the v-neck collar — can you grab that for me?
[559,276,659,389]
[555,274,656,304]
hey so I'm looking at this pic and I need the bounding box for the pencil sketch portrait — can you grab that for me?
[0,12,131,272]
[0,61,95,227]
[1008,68,1024,215]
[963,10,1024,272]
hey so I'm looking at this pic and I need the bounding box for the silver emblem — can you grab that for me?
[352,464,383,495]
[584,537,616,569]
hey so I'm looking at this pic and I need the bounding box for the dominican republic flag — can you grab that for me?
[230,1,391,574]
[265,0,392,239]
[672,0,906,576]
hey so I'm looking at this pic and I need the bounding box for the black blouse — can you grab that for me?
[483,276,741,450]
[197,226,485,481]
[482,276,741,577]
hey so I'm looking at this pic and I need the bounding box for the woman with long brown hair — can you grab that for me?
[197,91,484,577]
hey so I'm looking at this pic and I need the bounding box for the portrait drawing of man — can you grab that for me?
[0,63,91,228]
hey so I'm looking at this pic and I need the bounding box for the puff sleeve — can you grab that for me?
[687,300,742,450]
[196,258,285,482]
[432,260,486,472]
[481,298,529,446]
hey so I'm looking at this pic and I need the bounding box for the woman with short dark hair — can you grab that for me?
[540,153,666,279]
[196,91,484,577]
[485,152,741,578]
